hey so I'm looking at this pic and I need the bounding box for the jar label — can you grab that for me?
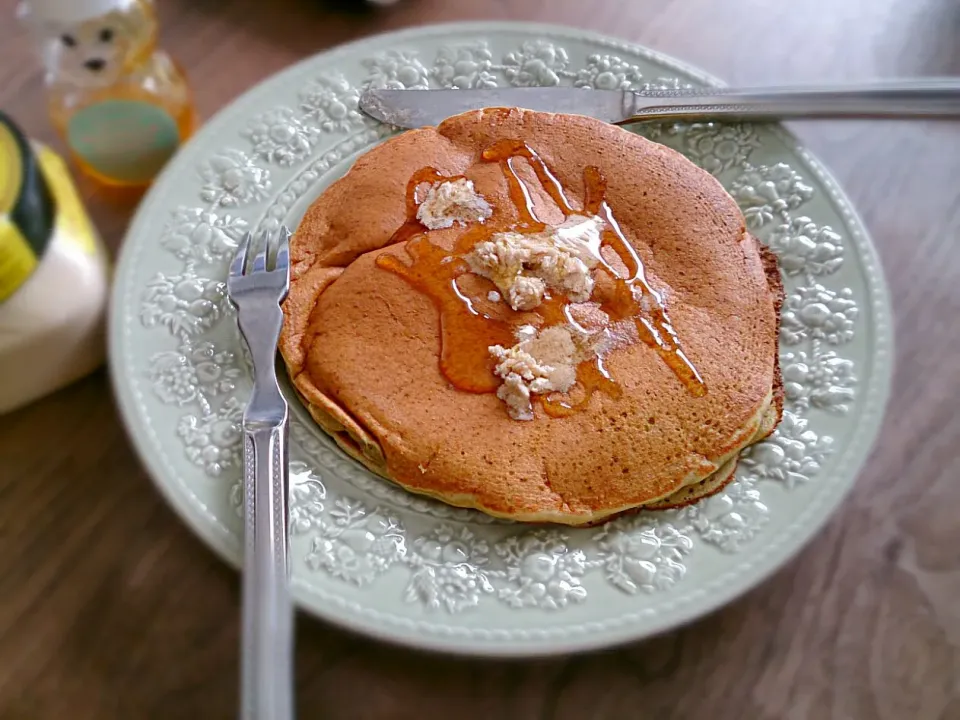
[67,100,180,185]
[0,117,43,304]
[0,113,105,305]
[36,145,101,258]
[0,217,39,304]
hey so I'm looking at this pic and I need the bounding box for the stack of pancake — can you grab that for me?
[279,107,783,526]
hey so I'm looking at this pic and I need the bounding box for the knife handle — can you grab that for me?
[625,79,960,122]
[240,421,294,720]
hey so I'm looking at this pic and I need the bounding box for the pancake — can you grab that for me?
[279,107,783,526]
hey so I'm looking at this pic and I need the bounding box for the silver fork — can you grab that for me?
[227,226,294,720]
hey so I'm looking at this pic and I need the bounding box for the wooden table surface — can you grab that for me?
[2,0,959,717]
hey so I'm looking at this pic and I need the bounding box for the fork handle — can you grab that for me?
[625,80,960,122]
[240,422,294,720]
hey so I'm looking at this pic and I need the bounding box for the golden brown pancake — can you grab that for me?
[279,107,783,526]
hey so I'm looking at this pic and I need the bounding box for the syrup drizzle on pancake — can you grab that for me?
[375,140,706,416]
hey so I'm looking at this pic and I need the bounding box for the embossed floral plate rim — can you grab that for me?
[108,21,893,656]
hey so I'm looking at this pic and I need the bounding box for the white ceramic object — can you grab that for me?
[108,21,893,656]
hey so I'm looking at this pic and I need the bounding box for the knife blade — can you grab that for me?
[360,87,632,127]
[359,80,960,128]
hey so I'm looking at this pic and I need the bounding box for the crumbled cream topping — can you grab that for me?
[488,316,640,421]
[416,178,493,230]
[465,215,604,311]
[506,275,547,312]
[471,214,623,420]
[489,325,579,421]
[515,323,539,343]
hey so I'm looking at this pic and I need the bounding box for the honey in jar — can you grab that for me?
[18,0,196,189]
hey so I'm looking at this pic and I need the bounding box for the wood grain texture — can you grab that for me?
[1,0,958,717]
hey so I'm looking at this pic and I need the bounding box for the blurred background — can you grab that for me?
[1,0,959,718]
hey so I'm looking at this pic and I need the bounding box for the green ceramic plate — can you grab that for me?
[109,21,892,656]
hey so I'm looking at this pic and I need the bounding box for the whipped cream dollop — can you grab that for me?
[488,316,640,421]
[416,178,493,230]
[468,214,616,419]
[489,324,579,421]
[464,215,604,311]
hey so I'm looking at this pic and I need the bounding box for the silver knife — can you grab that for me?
[359,79,960,128]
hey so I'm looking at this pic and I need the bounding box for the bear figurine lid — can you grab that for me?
[19,0,141,26]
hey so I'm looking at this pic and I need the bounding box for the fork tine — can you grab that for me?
[230,232,252,278]
[274,226,290,271]
[252,229,269,273]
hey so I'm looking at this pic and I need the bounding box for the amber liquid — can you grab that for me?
[49,52,196,194]
[376,139,706,417]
